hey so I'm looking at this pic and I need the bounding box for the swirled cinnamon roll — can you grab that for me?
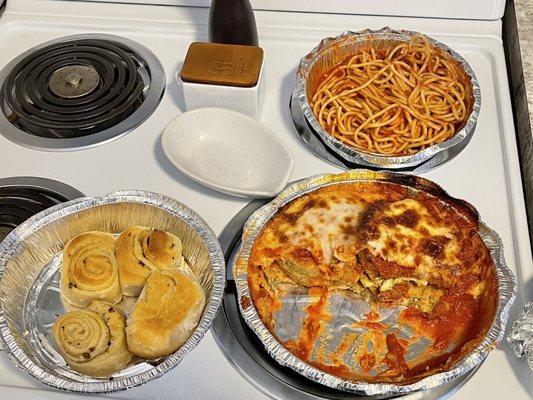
[52,301,132,376]
[60,232,122,307]
[116,226,183,296]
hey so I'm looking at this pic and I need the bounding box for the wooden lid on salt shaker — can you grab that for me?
[180,42,264,88]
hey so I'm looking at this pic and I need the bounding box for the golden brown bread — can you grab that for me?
[60,231,122,307]
[52,301,132,377]
[126,269,205,359]
[116,226,183,296]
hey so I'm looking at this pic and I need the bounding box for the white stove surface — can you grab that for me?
[0,1,531,399]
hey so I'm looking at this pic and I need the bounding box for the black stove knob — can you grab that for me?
[208,0,259,46]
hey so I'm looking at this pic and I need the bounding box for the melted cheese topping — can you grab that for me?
[366,199,462,281]
[286,199,364,264]
[249,183,493,311]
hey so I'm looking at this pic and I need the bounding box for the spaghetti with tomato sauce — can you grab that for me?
[309,34,474,157]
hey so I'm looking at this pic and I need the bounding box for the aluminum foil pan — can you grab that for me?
[233,170,516,396]
[0,190,225,393]
[507,301,533,372]
[296,27,481,169]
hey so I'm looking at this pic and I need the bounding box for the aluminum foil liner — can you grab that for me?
[296,27,481,169]
[507,302,533,372]
[0,190,225,393]
[234,170,516,396]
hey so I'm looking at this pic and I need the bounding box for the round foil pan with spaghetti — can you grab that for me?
[296,27,481,169]
[0,190,225,393]
[233,170,516,396]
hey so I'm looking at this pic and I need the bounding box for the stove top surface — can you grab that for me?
[0,1,530,400]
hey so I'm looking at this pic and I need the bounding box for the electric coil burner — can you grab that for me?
[0,177,83,242]
[212,200,483,400]
[0,34,165,151]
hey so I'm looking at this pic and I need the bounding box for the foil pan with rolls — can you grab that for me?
[0,190,225,393]
[233,170,517,396]
[295,27,481,169]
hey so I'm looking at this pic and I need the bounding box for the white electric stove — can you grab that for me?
[0,0,531,399]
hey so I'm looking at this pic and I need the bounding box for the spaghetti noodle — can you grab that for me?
[310,35,472,156]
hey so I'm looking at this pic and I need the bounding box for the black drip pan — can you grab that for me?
[0,176,84,242]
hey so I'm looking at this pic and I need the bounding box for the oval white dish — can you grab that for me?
[162,107,294,198]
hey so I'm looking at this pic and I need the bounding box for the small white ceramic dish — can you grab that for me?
[162,108,294,198]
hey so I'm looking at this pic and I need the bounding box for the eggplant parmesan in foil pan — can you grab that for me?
[235,170,515,393]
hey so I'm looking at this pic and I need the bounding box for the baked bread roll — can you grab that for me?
[126,269,205,359]
[61,232,122,307]
[60,293,138,316]
[116,226,183,296]
[52,301,132,376]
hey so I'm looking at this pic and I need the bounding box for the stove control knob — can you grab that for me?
[208,0,259,46]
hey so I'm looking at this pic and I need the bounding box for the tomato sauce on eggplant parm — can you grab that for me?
[247,182,497,384]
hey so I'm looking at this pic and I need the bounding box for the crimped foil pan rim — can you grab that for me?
[0,190,226,393]
[233,170,516,396]
[296,27,481,169]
